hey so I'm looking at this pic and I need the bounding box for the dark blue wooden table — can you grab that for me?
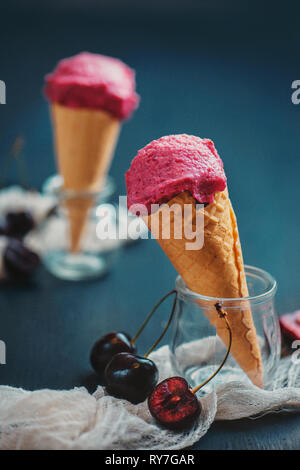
[0,2,300,450]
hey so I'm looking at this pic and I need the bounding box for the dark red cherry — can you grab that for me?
[148,376,201,430]
[105,352,158,404]
[90,331,136,374]
[3,238,40,279]
[0,211,35,238]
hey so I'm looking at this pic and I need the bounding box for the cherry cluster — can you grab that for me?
[90,302,231,430]
[90,330,200,430]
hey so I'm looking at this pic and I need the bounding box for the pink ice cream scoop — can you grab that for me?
[126,134,227,213]
[44,52,139,120]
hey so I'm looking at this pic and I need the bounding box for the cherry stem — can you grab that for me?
[192,302,232,394]
[8,137,30,189]
[130,289,178,357]
[144,290,178,358]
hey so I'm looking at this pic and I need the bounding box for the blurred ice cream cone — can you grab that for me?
[45,52,139,252]
[51,103,119,252]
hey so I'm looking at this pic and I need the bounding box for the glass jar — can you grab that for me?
[42,173,116,204]
[40,187,121,281]
[170,265,280,392]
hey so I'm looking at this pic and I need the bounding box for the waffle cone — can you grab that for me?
[143,190,263,387]
[51,103,120,252]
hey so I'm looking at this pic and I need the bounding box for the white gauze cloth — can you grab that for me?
[0,342,299,450]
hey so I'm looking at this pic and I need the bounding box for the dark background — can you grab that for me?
[0,0,300,449]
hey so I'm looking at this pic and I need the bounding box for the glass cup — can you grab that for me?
[170,265,280,392]
[40,187,121,281]
[42,173,116,204]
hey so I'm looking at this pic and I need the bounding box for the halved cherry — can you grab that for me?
[148,376,200,429]
[148,303,232,430]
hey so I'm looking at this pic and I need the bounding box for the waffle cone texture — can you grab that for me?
[142,189,263,387]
